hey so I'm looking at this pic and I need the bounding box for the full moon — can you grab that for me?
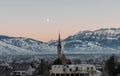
[46,18,50,22]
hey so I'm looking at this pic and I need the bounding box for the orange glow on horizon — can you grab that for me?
[0,25,119,42]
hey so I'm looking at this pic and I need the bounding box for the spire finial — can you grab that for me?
[58,33,61,58]
[58,33,60,41]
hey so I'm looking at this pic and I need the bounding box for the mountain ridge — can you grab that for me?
[0,28,120,55]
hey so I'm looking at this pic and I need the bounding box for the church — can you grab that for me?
[53,34,71,65]
[50,34,102,76]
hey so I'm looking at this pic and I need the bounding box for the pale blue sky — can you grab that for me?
[0,0,120,41]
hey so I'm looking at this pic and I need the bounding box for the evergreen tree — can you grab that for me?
[105,55,116,75]
[36,59,50,76]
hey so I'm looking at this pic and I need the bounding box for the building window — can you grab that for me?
[85,74,89,76]
[67,65,69,68]
[14,72,20,75]
[61,74,65,76]
[69,68,72,72]
[63,68,66,71]
[51,73,55,76]
[87,67,89,70]
[71,74,74,76]
[76,67,78,71]
[56,74,60,76]
[91,67,93,70]
[80,74,84,76]
[76,74,79,76]
[66,74,69,76]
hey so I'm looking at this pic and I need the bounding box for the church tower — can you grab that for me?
[58,34,62,58]
[53,34,71,65]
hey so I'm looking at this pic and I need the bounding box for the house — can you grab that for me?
[50,64,101,76]
[11,63,35,76]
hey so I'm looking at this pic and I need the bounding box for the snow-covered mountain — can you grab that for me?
[0,28,120,55]
[0,36,56,55]
[49,28,120,54]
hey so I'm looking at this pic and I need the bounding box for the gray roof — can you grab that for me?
[12,63,31,71]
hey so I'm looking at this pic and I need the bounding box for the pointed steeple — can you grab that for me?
[58,33,62,58]
[53,33,71,65]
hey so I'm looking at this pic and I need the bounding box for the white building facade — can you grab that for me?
[50,64,101,76]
